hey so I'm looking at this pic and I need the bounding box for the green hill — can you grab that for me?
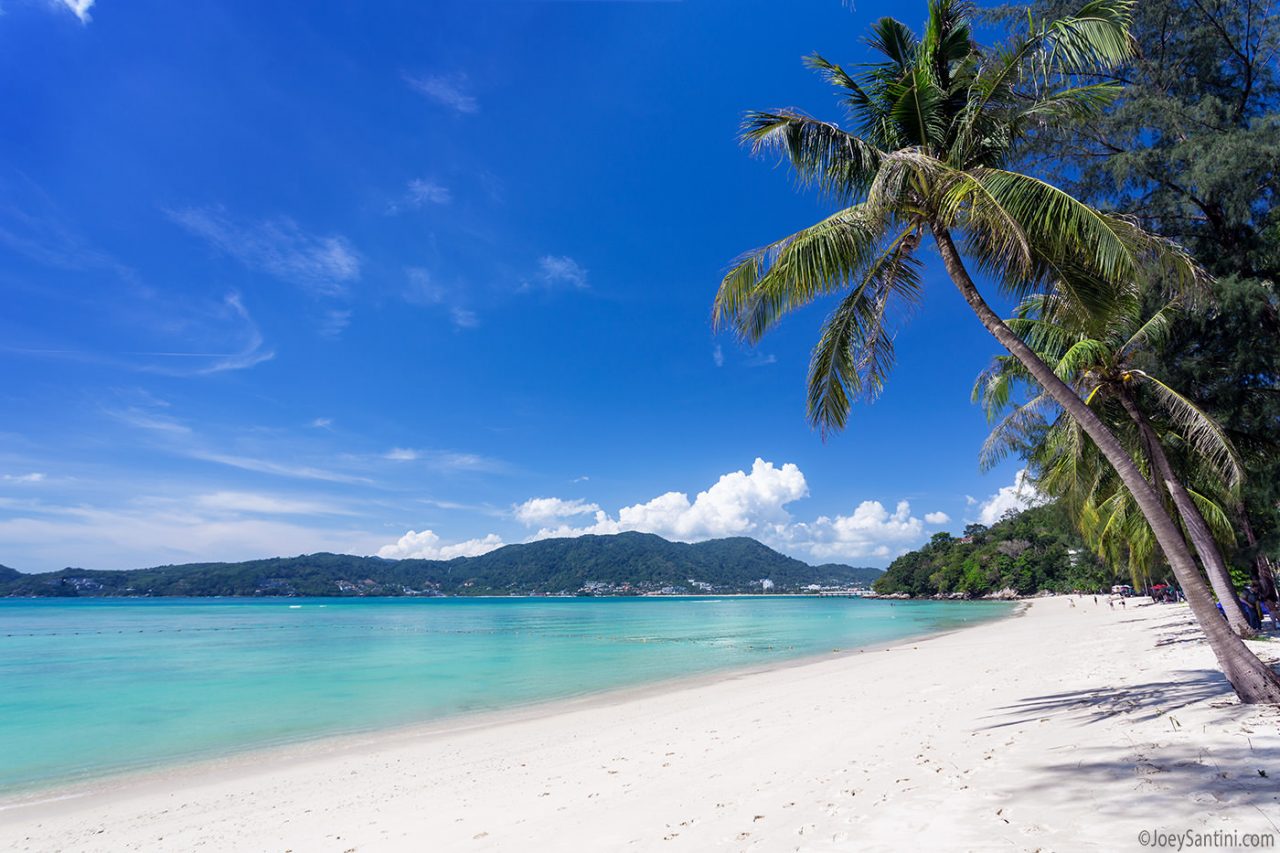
[0,532,881,597]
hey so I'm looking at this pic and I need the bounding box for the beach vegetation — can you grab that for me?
[713,0,1280,700]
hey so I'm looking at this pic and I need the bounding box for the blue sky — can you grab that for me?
[0,0,1039,572]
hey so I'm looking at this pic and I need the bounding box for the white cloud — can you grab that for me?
[2,473,46,484]
[977,469,1047,525]
[513,497,600,527]
[190,451,372,485]
[52,0,93,23]
[450,307,479,329]
[535,255,589,290]
[310,417,333,429]
[404,268,477,329]
[521,459,944,563]
[406,179,451,206]
[924,511,951,525]
[168,207,360,297]
[383,448,504,473]
[0,498,387,572]
[406,73,479,114]
[781,500,928,561]
[713,345,724,368]
[319,309,352,338]
[529,458,807,542]
[745,352,778,368]
[194,491,351,516]
[377,529,504,560]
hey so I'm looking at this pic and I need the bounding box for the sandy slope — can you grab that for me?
[2,596,1277,852]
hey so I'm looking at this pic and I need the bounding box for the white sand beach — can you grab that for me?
[3,596,1277,852]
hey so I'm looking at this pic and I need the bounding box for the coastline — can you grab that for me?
[0,599,1017,806]
[4,596,1277,851]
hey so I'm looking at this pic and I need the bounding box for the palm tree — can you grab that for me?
[713,0,1280,701]
[974,291,1255,635]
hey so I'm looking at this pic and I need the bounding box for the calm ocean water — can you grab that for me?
[0,596,1010,794]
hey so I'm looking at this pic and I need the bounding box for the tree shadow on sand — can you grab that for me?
[1013,740,1280,829]
[980,669,1236,729]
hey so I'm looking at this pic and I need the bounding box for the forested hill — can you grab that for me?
[871,505,1116,598]
[0,532,882,597]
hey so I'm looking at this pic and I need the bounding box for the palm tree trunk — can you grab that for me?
[1117,393,1253,636]
[932,225,1280,703]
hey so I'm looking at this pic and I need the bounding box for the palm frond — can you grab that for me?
[741,111,884,200]
[714,206,881,343]
[1134,372,1245,492]
[806,226,923,433]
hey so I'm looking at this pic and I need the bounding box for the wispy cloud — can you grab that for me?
[386,179,452,215]
[189,451,373,485]
[319,309,352,339]
[194,491,355,516]
[406,73,479,114]
[404,267,478,329]
[384,447,505,473]
[449,307,479,329]
[531,255,589,290]
[1,473,46,484]
[149,292,274,375]
[167,206,360,297]
[0,496,386,571]
[408,179,451,206]
[713,345,724,368]
[47,0,94,23]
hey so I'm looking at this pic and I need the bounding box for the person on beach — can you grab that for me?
[1243,587,1263,631]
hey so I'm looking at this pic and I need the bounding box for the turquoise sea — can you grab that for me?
[0,596,1010,794]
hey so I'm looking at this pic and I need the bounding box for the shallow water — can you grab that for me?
[0,596,1010,793]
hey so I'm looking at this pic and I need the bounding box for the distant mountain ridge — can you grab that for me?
[0,532,882,597]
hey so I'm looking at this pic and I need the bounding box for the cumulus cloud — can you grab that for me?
[780,500,929,561]
[924,511,951,524]
[406,73,479,114]
[976,469,1047,525]
[518,459,948,563]
[527,458,806,542]
[513,497,601,527]
[168,207,360,297]
[377,529,504,560]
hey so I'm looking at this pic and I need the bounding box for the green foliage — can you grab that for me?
[872,504,1115,597]
[993,0,1280,574]
[0,533,883,598]
[714,0,1196,437]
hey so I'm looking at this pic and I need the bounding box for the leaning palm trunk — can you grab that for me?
[718,0,1280,703]
[935,229,1280,701]
[1116,394,1253,635]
